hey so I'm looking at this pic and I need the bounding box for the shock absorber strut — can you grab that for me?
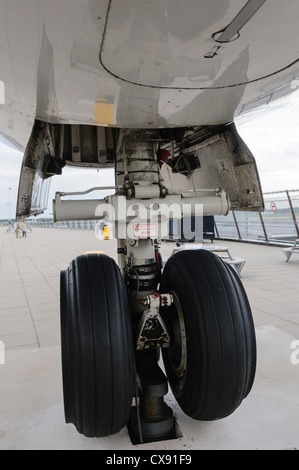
[114,130,176,443]
[128,349,175,444]
[125,242,175,443]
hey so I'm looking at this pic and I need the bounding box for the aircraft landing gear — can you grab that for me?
[160,249,256,420]
[60,248,256,442]
[58,129,256,444]
[60,253,134,438]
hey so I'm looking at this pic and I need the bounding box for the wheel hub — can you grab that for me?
[162,291,187,378]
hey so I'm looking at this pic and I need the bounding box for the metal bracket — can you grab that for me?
[136,294,173,350]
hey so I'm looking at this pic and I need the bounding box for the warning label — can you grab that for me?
[133,223,158,239]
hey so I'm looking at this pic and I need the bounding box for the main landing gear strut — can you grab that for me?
[58,130,256,444]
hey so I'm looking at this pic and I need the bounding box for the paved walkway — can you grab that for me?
[0,227,299,450]
[0,227,298,351]
[0,228,116,350]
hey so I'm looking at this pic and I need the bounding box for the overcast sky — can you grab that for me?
[1,93,299,220]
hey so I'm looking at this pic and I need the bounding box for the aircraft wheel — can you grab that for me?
[160,249,256,420]
[60,253,134,437]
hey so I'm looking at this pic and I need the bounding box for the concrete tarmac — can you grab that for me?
[0,227,298,450]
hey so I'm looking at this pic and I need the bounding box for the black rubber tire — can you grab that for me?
[155,249,163,285]
[160,249,256,421]
[60,253,134,437]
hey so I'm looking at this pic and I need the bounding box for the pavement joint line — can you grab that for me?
[17,238,60,299]
[8,234,41,348]
[253,310,299,326]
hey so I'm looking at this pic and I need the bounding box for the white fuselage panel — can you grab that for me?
[1,0,299,148]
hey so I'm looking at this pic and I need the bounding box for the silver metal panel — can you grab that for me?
[101,0,299,89]
[1,0,299,142]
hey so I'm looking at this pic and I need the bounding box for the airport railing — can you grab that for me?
[215,189,299,244]
[28,220,97,230]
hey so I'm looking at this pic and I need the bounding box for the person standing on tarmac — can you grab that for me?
[15,222,21,238]
[21,220,27,238]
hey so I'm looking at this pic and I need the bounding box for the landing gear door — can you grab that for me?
[16,120,116,219]
[16,120,65,219]
[161,123,264,212]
